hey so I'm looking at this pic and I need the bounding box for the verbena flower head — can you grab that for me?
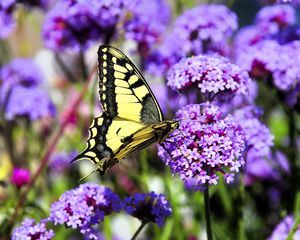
[0,58,56,120]
[268,215,300,240]
[49,183,121,238]
[124,0,170,53]
[10,167,30,189]
[18,0,50,9]
[255,5,295,34]
[236,39,300,91]
[234,106,274,157]
[245,149,289,185]
[123,192,172,227]
[0,0,16,38]
[172,4,237,55]
[158,104,246,190]
[0,58,43,102]
[5,86,56,120]
[42,0,126,51]
[11,218,54,240]
[167,55,250,103]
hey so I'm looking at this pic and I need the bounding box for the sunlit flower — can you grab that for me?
[123,192,172,227]
[167,55,250,103]
[11,218,54,240]
[158,104,246,190]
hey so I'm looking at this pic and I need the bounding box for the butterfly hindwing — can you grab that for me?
[98,45,164,123]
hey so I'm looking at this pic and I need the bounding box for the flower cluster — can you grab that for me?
[255,4,295,34]
[124,0,171,54]
[42,0,126,51]
[124,192,172,227]
[268,215,300,240]
[234,5,300,107]
[167,55,250,103]
[145,4,237,77]
[11,218,54,240]
[49,183,121,238]
[158,104,246,190]
[0,58,56,121]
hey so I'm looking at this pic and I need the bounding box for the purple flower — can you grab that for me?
[11,218,54,240]
[0,58,56,120]
[268,215,300,240]
[49,183,121,239]
[0,58,43,102]
[49,150,77,173]
[42,0,126,51]
[167,55,250,103]
[10,167,30,189]
[5,86,56,120]
[234,106,274,157]
[124,0,170,54]
[158,104,246,190]
[244,149,289,185]
[255,5,295,34]
[123,192,172,227]
[0,0,16,38]
[172,4,237,56]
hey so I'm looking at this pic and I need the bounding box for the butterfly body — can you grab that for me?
[73,45,178,175]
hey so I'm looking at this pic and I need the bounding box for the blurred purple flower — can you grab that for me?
[167,55,250,103]
[123,192,172,227]
[268,215,300,240]
[0,58,56,120]
[12,218,54,240]
[0,58,43,102]
[172,4,237,55]
[244,149,289,185]
[42,0,126,51]
[124,0,171,54]
[0,0,16,39]
[10,167,30,189]
[255,5,295,34]
[234,106,274,156]
[5,86,56,120]
[158,104,246,190]
[49,183,121,239]
[235,39,300,92]
[49,150,77,173]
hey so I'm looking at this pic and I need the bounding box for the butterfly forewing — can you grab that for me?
[98,45,164,123]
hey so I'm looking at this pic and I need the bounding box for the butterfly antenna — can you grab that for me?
[77,168,98,183]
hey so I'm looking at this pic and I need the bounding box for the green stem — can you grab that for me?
[131,221,147,240]
[204,182,213,240]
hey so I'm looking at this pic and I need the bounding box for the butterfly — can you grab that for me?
[73,45,179,175]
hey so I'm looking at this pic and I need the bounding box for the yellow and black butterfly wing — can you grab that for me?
[98,45,164,123]
[73,45,177,175]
